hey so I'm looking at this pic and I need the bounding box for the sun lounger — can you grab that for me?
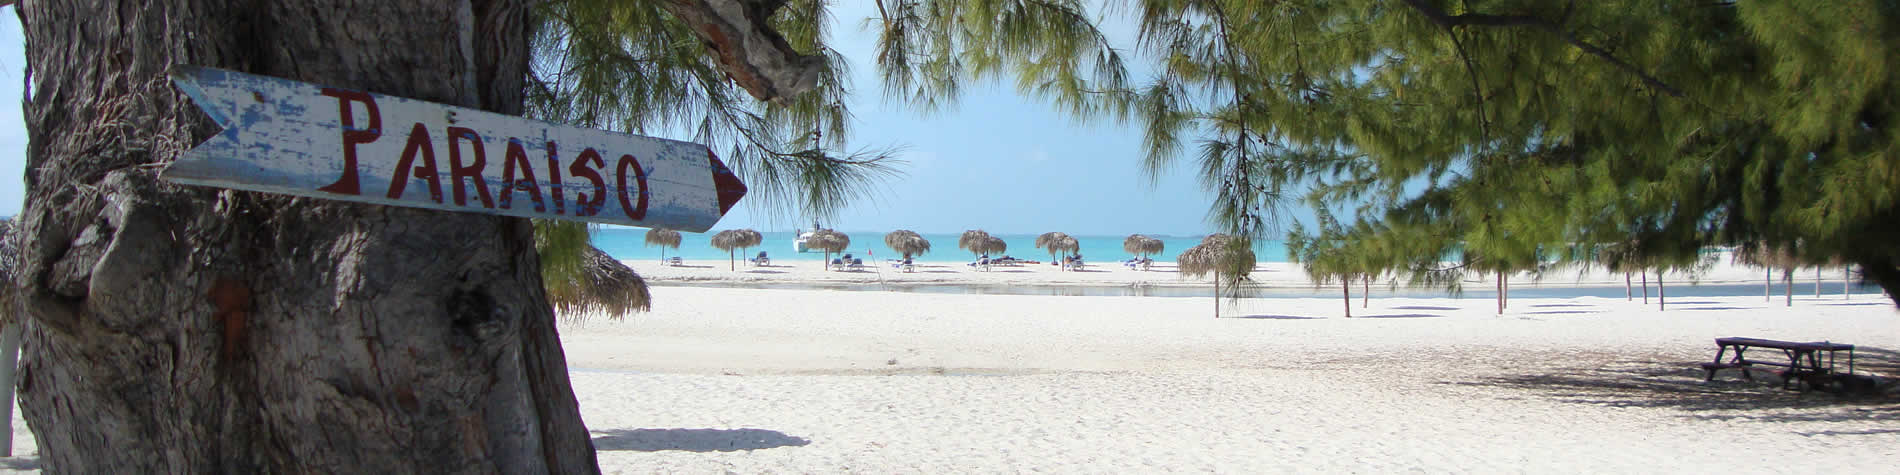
[668,256,683,267]
[969,258,991,272]
[750,251,770,266]
[848,258,866,271]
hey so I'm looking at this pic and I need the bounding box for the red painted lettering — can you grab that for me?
[317,88,380,195]
[545,141,566,215]
[386,123,443,203]
[447,127,493,208]
[569,148,608,217]
[498,139,545,212]
[615,154,649,220]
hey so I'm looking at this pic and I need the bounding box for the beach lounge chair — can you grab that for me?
[750,251,770,266]
[969,257,991,272]
[830,258,845,271]
[848,258,866,271]
[668,256,683,267]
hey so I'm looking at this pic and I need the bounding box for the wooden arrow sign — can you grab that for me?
[164,66,746,232]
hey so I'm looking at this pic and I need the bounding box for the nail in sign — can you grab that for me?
[164,66,747,232]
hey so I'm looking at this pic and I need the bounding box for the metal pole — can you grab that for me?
[0,323,22,457]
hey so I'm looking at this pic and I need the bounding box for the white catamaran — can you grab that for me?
[792,219,824,253]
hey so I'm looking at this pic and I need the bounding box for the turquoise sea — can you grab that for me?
[593,229,1288,264]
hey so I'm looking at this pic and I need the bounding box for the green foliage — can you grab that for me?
[529,0,904,222]
[535,220,593,310]
[1053,1,1900,303]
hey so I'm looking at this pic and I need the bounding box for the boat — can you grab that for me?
[793,219,823,253]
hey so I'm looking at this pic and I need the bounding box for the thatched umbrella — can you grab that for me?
[546,245,652,322]
[980,235,1008,256]
[644,228,682,263]
[1036,232,1079,263]
[885,230,931,258]
[1123,234,1149,256]
[710,229,763,271]
[737,229,763,263]
[807,229,851,270]
[958,230,992,258]
[1124,234,1164,261]
[1178,234,1256,318]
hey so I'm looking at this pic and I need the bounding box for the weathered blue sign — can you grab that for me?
[165,66,747,232]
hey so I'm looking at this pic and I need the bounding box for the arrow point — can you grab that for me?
[708,150,746,215]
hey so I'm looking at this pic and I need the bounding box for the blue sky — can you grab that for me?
[0,4,1320,237]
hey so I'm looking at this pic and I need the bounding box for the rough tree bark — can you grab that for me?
[660,0,825,102]
[12,1,598,472]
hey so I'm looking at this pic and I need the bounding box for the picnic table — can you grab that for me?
[1702,337,1855,390]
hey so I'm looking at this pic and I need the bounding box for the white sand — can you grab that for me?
[562,287,1900,473]
[4,283,1897,472]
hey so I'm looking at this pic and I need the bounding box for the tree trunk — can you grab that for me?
[12,1,598,472]
[1783,269,1794,307]
[1213,274,1221,318]
[729,249,735,271]
[1361,274,1369,308]
[1658,271,1666,311]
[1624,272,1631,300]
[1815,267,1822,298]
[0,323,20,457]
[1765,268,1772,301]
[1343,279,1352,318]
[1845,268,1851,300]
[1867,262,1900,307]
[1642,271,1649,304]
[1496,270,1504,315]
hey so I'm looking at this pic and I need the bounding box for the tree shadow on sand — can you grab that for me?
[1394,305,1459,311]
[591,428,811,452]
[1440,348,1900,427]
[1357,313,1447,319]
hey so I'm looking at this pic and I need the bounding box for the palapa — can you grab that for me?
[1123,234,1163,257]
[885,230,931,258]
[1035,232,1078,261]
[1178,234,1256,318]
[958,230,992,258]
[547,245,651,321]
[808,229,852,270]
[645,228,683,263]
[711,229,763,270]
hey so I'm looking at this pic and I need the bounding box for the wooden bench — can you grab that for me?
[1704,337,1854,391]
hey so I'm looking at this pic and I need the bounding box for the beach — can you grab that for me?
[572,286,1899,472]
[4,259,1897,472]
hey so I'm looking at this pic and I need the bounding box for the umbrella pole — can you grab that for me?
[1214,274,1221,318]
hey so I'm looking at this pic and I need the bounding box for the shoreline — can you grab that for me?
[624,251,1882,296]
